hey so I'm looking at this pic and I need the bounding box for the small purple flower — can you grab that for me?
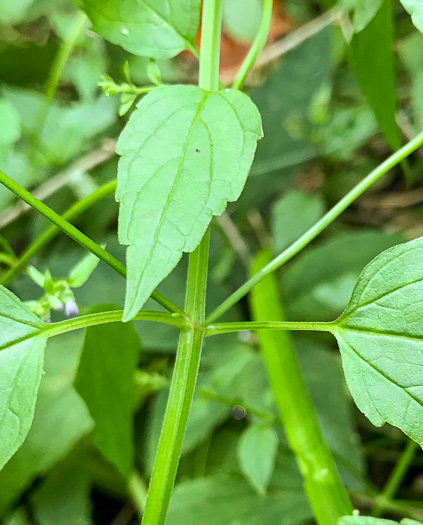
[64,300,79,316]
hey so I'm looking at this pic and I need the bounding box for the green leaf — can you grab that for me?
[0,99,21,152]
[400,0,423,32]
[335,236,423,446]
[398,32,423,131]
[142,341,256,475]
[3,508,31,525]
[116,85,262,320]
[0,332,93,515]
[341,0,383,32]
[3,88,117,165]
[74,307,140,478]
[222,0,262,43]
[0,286,47,470]
[166,474,312,525]
[31,449,92,525]
[282,230,404,321]
[237,424,278,494]
[271,190,325,254]
[68,252,101,288]
[75,0,201,59]
[348,0,401,151]
[251,28,331,177]
[0,0,35,24]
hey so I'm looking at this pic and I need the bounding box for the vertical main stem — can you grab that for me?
[250,250,353,524]
[141,2,222,524]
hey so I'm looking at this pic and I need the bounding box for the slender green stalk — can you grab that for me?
[33,11,87,141]
[0,180,117,286]
[141,230,211,525]
[43,309,185,338]
[0,310,185,353]
[372,440,419,518]
[206,319,335,336]
[207,129,423,323]
[0,169,183,315]
[198,0,222,92]
[250,249,353,524]
[101,84,160,96]
[232,0,273,90]
[141,3,222,523]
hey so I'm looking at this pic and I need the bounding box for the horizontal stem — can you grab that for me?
[0,169,183,315]
[43,309,186,338]
[207,129,423,323]
[206,320,335,336]
[101,83,160,96]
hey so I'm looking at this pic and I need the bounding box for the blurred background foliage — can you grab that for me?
[1,0,423,523]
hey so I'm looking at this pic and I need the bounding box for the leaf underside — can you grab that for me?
[335,237,423,447]
[0,286,46,470]
[74,308,140,479]
[116,85,263,320]
[76,0,201,59]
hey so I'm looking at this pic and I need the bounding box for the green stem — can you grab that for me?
[43,309,185,339]
[0,310,185,353]
[372,440,419,518]
[0,169,183,315]
[0,180,117,286]
[198,0,222,92]
[141,3,222,523]
[141,230,211,525]
[232,0,273,90]
[100,82,160,97]
[250,249,353,524]
[207,129,423,323]
[33,11,87,141]
[206,320,334,336]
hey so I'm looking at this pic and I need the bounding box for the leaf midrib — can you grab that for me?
[0,329,46,353]
[337,324,423,344]
[346,274,423,316]
[130,92,209,303]
[338,335,423,412]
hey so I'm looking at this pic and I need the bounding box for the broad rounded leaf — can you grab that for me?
[75,0,201,59]
[0,286,47,470]
[116,85,263,320]
[335,237,423,446]
[400,0,423,33]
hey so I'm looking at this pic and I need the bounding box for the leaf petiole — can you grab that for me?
[232,0,273,90]
[206,319,335,336]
